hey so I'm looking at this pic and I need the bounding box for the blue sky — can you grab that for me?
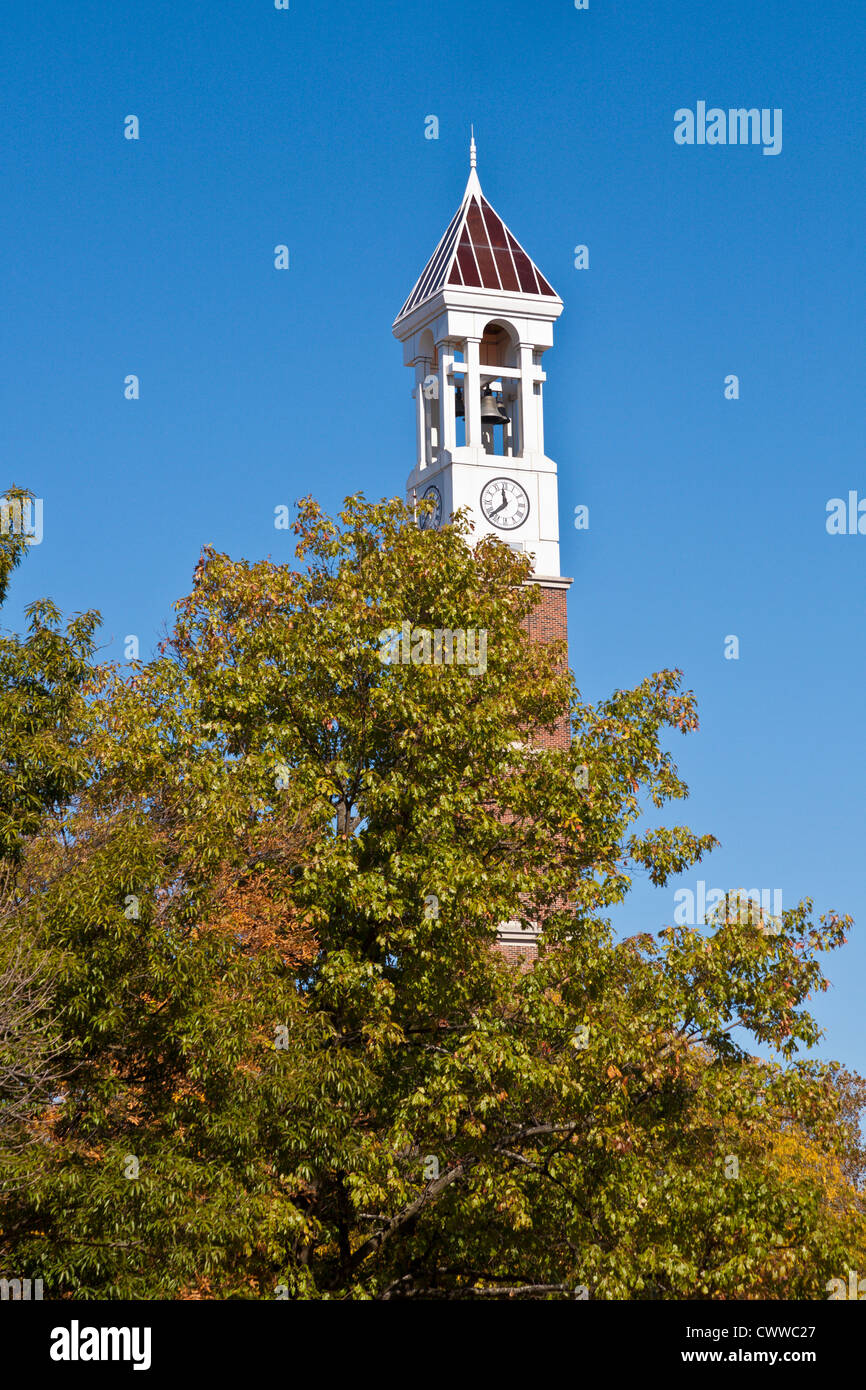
[3,1,865,1074]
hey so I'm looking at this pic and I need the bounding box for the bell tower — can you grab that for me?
[394,139,572,963]
[393,136,570,604]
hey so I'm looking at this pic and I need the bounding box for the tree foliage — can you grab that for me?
[1,495,863,1299]
[0,489,99,1158]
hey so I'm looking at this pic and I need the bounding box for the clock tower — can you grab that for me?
[393,139,572,962]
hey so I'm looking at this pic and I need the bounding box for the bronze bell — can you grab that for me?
[480,389,509,424]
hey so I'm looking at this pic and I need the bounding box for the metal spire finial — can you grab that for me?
[470,126,477,170]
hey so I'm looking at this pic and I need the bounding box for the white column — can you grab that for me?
[438,344,456,455]
[465,337,482,448]
[519,344,539,456]
[414,362,428,469]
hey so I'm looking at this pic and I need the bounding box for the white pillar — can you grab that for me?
[414,362,428,469]
[466,337,482,448]
[438,344,456,455]
[519,344,539,456]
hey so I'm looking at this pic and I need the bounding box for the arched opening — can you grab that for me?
[480,320,519,457]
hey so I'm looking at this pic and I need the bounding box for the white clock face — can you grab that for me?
[480,477,530,531]
[419,485,442,530]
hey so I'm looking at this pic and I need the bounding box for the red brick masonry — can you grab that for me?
[521,581,571,753]
[497,579,572,965]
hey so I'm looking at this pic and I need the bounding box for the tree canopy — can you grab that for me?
[1,494,863,1299]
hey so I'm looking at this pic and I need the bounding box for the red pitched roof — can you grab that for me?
[396,178,558,323]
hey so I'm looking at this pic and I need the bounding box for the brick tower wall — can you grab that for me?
[522,583,571,752]
[497,582,571,966]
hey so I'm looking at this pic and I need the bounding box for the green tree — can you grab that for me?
[1,495,862,1299]
[0,487,100,1159]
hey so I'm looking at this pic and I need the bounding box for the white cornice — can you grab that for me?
[393,286,564,340]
